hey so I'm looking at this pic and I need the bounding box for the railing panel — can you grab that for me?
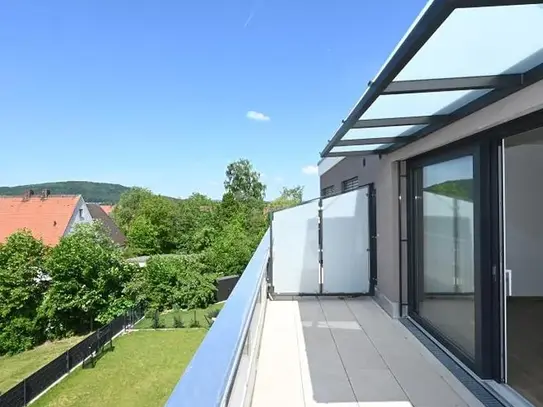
[321,187,370,294]
[165,229,270,407]
[271,201,320,294]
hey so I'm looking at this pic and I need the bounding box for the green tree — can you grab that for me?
[115,188,183,255]
[267,186,304,213]
[127,216,160,255]
[205,216,254,277]
[224,159,266,202]
[40,222,136,338]
[127,254,216,310]
[112,187,154,233]
[138,194,180,253]
[177,193,218,253]
[0,230,48,355]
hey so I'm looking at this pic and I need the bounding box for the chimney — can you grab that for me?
[23,189,35,201]
[41,189,51,200]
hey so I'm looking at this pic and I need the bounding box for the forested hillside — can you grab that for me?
[0,181,131,203]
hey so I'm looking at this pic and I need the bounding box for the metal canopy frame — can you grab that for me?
[320,0,543,158]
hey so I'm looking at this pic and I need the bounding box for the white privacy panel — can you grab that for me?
[271,200,320,294]
[321,187,370,294]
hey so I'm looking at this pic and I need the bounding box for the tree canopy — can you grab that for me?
[0,158,305,356]
[224,159,266,201]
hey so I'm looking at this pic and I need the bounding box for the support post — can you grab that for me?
[268,211,274,295]
[318,198,324,295]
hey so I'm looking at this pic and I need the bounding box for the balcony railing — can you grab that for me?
[165,229,270,407]
[166,187,373,406]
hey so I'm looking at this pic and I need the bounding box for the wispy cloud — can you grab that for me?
[246,110,270,121]
[243,11,255,28]
[302,165,318,175]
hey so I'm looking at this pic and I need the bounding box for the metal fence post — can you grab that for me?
[318,198,324,294]
[66,350,70,372]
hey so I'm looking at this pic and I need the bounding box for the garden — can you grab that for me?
[0,159,302,406]
[32,330,205,407]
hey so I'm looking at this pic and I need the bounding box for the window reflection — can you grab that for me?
[416,155,475,358]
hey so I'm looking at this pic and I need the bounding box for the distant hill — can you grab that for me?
[0,181,131,204]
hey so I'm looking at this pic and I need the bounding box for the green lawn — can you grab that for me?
[33,330,206,407]
[0,336,86,393]
[135,303,223,329]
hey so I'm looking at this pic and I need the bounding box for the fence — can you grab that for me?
[216,275,240,302]
[0,306,144,407]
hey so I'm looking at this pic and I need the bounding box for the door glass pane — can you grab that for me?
[504,128,543,407]
[417,155,475,358]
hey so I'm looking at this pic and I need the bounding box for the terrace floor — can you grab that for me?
[251,297,484,407]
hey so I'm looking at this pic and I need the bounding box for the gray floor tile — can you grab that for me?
[252,298,483,407]
[348,368,409,402]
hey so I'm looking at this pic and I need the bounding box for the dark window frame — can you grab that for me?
[321,185,335,197]
[341,176,359,193]
[406,108,543,381]
[407,143,482,373]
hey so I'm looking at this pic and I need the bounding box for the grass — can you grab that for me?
[32,330,206,407]
[135,303,223,329]
[0,336,86,393]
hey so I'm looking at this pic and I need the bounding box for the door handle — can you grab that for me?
[505,269,512,297]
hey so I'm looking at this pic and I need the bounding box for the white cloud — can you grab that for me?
[274,176,283,184]
[302,165,318,175]
[246,110,270,121]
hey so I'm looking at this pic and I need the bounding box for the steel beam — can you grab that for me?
[319,1,455,157]
[353,115,448,129]
[336,136,417,146]
[455,0,543,7]
[327,150,382,158]
[385,61,543,154]
[383,74,522,95]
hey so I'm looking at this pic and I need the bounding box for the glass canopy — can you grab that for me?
[321,1,543,158]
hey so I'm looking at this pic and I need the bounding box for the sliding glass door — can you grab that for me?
[501,129,543,406]
[409,150,478,365]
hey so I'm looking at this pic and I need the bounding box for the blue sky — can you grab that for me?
[0,0,427,199]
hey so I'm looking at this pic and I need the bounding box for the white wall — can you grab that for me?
[65,197,93,235]
[505,143,543,296]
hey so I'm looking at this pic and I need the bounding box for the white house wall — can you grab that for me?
[65,197,93,236]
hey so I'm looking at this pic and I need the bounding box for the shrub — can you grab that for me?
[40,222,137,338]
[126,254,216,311]
[151,310,163,329]
[145,308,157,319]
[188,318,201,328]
[173,314,185,328]
[0,230,48,355]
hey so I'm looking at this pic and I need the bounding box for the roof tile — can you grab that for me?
[0,195,80,246]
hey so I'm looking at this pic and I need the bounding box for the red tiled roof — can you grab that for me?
[0,195,81,246]
[100,204,114,215]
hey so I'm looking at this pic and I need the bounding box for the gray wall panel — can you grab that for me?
[319,155,382,194]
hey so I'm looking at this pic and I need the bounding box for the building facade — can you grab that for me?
[318,2,543,406]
